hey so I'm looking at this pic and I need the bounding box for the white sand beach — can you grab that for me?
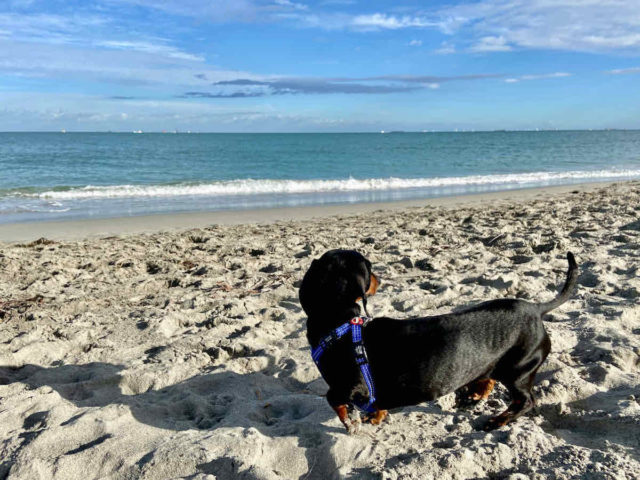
[1,181,640,479]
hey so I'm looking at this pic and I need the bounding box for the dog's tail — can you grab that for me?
[537,252,579,315]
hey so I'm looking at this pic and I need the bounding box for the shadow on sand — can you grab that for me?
[0,360,352,480]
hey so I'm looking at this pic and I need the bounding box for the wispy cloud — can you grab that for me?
[204,78,421,96]
[361,74,502,83]
[436,0,640,53]
[349,14,437,31]
[318,0,355,5]
[0,39,252,87]
[56,0,640,55]
[95,40,204,62]
[184,74,499,98]
[183,91,265,99]
[606,67,640,75]
[408,39,422,47]
[0,12,108,45]
[103,1,457,33]
[470,36,512,53]
[274,0,307,11]
[504,72,572,83]
[0,8,207,64]
[434,41,456,55]
[106,0,309,23]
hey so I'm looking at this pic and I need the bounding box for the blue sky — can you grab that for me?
[1,0,639,132]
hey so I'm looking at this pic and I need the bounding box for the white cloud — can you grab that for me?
[40,0,638,55]
[281,1,640,53]
[0,10,213,83]
[521,72,571,80]
[408,39,422,46]
[318,0,355,4]
[0,11,202,63]
[0,39,254,87]
[434,41,456,54]
[274,0,307,10]
[470,35,512,52]
[504,72,572,83]
[106,0,308,23]
[436,0,640,52]
[95,40,204,62]
[0,12,108,45]
[350,14,436,30]
[606,67,640,75]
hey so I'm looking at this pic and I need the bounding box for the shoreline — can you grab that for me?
[0,180,627,243]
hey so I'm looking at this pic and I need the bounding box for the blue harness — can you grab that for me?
[311,316,377,413]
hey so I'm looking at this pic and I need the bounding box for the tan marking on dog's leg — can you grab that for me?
[333,404,361,434]
[333,404,350,427]
[364,409,389,425]
[470,378,496,401]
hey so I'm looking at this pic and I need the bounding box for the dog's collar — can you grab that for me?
[310,316,376,413]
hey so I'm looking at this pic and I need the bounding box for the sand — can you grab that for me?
[1,181,639,479]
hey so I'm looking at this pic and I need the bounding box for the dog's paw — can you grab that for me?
[343,408,361,434]
[482,415,510,431]
[345,417,362,435]
[454,391,481,409]
[363,409,389,426]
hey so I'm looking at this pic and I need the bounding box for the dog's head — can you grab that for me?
[299,249,379,320]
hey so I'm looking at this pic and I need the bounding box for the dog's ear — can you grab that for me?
[363,259,379,296]
[299,259,321,313]
[366,273,379,296]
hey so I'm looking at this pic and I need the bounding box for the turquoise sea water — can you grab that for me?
[1,131,639,223]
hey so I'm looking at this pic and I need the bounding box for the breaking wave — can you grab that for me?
[13,168,640,200]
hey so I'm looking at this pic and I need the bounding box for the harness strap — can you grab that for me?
[311,322,351,364]
[311,316,377,413]
[350,319,376,412]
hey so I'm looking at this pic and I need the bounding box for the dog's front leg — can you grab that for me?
[332,404,361,434]
[363,408,389,425]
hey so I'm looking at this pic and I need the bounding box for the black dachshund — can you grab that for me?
[299,249,578,433]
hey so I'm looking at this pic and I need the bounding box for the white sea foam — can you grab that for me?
[22,169,640,200]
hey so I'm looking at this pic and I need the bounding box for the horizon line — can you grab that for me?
[1,128,639,134]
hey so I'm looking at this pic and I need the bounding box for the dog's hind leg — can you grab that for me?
[470,378,496,400]
[483,333,551,430]
[456,377,496,407]
[483,374,535,430]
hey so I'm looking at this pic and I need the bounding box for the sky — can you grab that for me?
[1,0,639,132]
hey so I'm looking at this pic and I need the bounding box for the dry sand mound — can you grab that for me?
[1,182,640,479]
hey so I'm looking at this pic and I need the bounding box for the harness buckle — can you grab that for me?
[353,344,368,365]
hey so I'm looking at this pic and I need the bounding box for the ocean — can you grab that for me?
[1,131,639,224]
